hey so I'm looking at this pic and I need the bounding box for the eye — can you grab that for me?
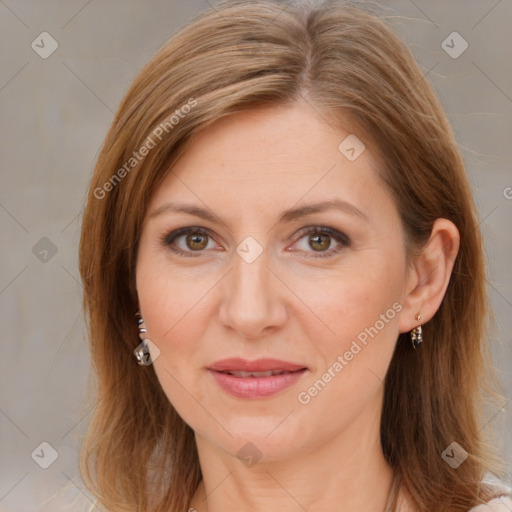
[161,225,350,259]
[161,227,217,257]
[292,226,350,258]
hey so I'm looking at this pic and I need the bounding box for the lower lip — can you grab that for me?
[208,369,308,399]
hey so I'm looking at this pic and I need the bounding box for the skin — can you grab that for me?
[135,100,460,512]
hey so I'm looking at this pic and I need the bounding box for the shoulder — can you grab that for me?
[468,495,512,511]
[467,473,512,512]
[39,480,100,511]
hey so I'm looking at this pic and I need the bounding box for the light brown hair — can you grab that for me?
[78,0,506,510]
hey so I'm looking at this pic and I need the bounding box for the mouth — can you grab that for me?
[206,358,309,399]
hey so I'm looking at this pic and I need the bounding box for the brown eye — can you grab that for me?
[162,227,215,257]
[293,226,350,259]
[186,232,209,250]
[308,233,331,252]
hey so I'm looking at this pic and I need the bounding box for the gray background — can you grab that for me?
[0,1,511,510]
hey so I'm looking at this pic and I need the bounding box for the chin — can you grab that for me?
[196,416,310,463]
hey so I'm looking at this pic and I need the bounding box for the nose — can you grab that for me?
[218,247,288,340]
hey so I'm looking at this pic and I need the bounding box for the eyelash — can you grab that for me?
[160,225,351,259]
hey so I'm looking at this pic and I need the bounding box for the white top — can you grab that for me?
[40,472,512,511]
[468,472,512,511]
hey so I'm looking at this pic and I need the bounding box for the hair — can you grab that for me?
[78,0,507,510]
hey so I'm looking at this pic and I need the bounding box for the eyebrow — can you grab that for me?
[148,199,368,226]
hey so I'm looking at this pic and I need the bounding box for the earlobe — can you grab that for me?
[398,218,460,333]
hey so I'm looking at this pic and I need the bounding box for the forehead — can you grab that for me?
[176,101,367,175]
[146,101,394,226]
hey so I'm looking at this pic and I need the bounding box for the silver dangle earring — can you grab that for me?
[410,313,423,349]
[134,311,151,365]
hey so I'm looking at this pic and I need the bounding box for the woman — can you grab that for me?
[51,0,511,510]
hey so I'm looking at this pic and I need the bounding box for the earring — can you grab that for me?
[134,311,150,365]
[410,313,423,349]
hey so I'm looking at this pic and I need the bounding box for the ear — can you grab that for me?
[398,218,460,333]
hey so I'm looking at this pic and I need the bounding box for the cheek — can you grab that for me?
[301,275,403,416]
[294,259,403,348]
[294,275,401,420]
[135,252,222,383]
[136,258,197,382]
[135,265,211,416]
[137,275,205,356]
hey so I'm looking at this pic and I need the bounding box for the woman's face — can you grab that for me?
[136,101,412,462]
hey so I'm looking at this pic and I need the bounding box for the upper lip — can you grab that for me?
[207,358,307,372]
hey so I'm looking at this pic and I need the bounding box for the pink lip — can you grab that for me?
[207,358,309,399]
